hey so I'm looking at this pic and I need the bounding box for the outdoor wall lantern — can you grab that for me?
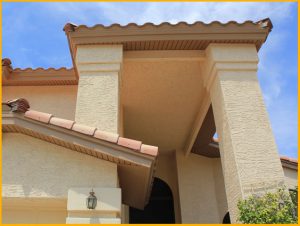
[86,189,97,209]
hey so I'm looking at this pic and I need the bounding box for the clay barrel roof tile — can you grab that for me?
[25,110,53,123]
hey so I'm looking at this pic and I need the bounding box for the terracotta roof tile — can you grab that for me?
[72,123,96,136]
[25,110,53,123]
[94,130,119,143]
[2,58,12,67]
[118,137,142,151]
[49,117,75,130]
[69,19,272,32]
[280,156,298,164]
[5,98,158,158]
[141,144,158,157]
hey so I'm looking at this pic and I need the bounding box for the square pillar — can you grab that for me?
[75,45,123,134]
[66,187,121,224]
[203,44,285,223]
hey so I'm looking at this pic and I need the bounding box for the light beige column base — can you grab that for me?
[66,217,121,224]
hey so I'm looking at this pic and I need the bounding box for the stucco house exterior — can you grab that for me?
[2,18,298,224]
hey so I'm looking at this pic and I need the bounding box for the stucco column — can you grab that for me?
[203,44,285,223]
[75,45,123,134]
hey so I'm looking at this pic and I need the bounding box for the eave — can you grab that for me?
[64,19,272,67]
[2,100,158,209]
[2,59,77,86]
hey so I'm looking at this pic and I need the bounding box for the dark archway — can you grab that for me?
[129,177,175,223]
[223,212,231,224]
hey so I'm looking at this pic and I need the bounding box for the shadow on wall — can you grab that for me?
[129,177,175,223]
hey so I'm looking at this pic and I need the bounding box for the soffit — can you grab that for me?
[64,19,272,53]
[122,60,205,153]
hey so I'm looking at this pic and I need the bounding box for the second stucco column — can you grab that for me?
[203,44,285,223]
[75,45,123,134]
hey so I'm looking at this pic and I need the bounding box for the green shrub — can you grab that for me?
[237,187,298,224]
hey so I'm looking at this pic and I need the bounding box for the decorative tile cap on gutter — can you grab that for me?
[2,58,77,86]
[63,18,273,33]
[212,137,297,166]
[2,58,12,67]
[63,22,77,33]
[6,98,30,113]
[2,58,73,73]
[280,156,298,165]
[4,98,158,157]
[63,18,273,64]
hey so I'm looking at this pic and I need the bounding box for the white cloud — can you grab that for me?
[38,2,294,26]
[93,2,293,25]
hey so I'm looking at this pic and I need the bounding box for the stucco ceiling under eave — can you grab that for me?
[122,60,205,153]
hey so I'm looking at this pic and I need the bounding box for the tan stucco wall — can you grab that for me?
[3,206,67,223]
[2,198,67,224]
[154,151,182,223]
[176,151,226,223]
[3,133,117,198]
[212,158,229,223]
[282,167,298,189]
[2,85,77,120]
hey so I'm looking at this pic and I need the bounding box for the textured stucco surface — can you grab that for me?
[282,167,298,189]
[176,151,224,223]
[3,85,77,120]
[2,198,67,224]
[66,217,121,224]
[2,133,117,198]
[67,187,121,223]
[67,187,121,213]
[75,72,119,133]
[75,45,122,134]
[3,207,67,223]
[207,44,285,222]
[212,158,229,223]
[122,60,204,153]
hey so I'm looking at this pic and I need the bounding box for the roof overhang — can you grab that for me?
[64,19,272,70]
[2,58,77,86]
[2,104,157,209]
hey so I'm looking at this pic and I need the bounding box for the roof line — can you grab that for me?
[2,59,77,86]
[63,18,272,32]
[212,137,298,166]
[2,58,74,72]
[3,98,158,157]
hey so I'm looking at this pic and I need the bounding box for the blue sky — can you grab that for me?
[3,2,298,158]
